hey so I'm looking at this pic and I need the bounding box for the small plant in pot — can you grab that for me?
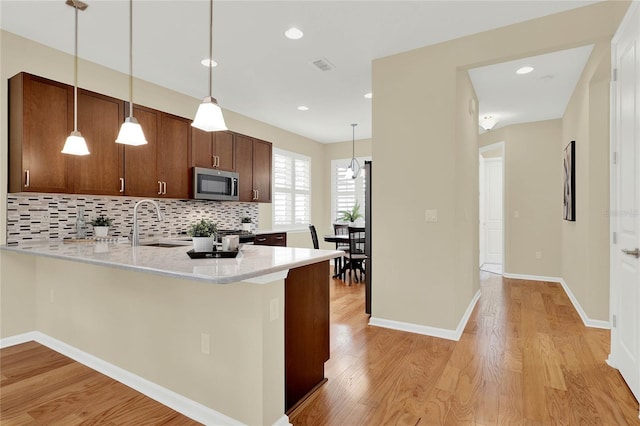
[241,216,252,232]
[90,215,113,237]
[188,219,218,252]
[339,201,363,225]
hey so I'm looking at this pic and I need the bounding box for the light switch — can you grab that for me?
[514,210,520,218]
[425,209,438,223]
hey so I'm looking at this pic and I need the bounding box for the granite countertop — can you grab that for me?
[0,240,342,285]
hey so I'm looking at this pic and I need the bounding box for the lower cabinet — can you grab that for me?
[285,261,330,412]
[253,232,287,247]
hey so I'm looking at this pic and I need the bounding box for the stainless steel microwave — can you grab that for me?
[193,167,239,201]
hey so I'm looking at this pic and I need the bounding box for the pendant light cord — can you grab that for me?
[351,123,357,159]
[73,4,79,132]
[208,0,213,97]
[129,0,133,118]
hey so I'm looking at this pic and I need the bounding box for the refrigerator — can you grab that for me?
[364,161,372,315]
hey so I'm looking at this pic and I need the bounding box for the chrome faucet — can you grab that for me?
[132,199,163,246]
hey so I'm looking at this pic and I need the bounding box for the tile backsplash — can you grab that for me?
[6,194,259,246]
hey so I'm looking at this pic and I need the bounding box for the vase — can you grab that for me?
[192,236,215,252]
[242,223,252,232]
[93,226,109,237]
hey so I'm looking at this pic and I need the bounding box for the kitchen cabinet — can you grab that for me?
[8,73,74,193]
[74,89,124,195]
[192,128,235,171]
[285,261,330,412]
[253,232,287,247]
[236,134,272,202]
[123,106,190,198]
[158,112,191,198]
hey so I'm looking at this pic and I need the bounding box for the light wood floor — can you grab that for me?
[290,271,640,425]
[2,272,639,425]
[0,342,200,425]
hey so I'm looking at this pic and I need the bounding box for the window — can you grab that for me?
[331,157,370,223]
[273,148,311,230]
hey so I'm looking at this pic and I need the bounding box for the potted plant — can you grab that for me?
[90,215,113,237]
[339,201,363,225]
[241,216,252,232]
[188,219,218,252]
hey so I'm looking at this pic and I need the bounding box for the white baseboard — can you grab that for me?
[503,272,611,330]
[272,415,293,426]
[369,290,481,342]
[0,332,248,426]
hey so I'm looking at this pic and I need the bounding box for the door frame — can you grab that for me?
[479,141,505,271]
[607,0,640,411]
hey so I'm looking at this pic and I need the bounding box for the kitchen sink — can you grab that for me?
[141,242,188,248]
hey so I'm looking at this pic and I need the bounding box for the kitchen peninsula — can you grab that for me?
[0,241,342,425]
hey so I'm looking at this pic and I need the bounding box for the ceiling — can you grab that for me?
[0,1,600,143]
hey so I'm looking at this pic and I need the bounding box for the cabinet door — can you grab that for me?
[214,131,235,171]
[235,134,255,202]
[159,113,190,199]
[74,90,124,195]
[9,73,73,193]
[253,139,272,202]
[191,127,214,168]
[124,105,159,197]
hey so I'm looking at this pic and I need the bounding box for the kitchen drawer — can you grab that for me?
[254,232,287,247]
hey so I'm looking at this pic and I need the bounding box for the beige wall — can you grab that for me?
[561,42,612,322]
[372,1,627,330]
[480,120,563,278]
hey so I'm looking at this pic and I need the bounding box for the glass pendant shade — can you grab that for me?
[192,97,228,131]
[62,131,90,156]
[116,116,147,145]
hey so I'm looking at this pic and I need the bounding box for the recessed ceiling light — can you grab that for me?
[516,66,534,75]
[297,106,309,111]
[364,92,373,99]
[285,27,304,40]
[201,58,218,68]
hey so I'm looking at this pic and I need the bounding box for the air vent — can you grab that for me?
[311,57,335,72]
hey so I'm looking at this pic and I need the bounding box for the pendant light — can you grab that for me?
[116,0,147,145]
[61,0,90,156]
[192,0,227,132]
[344,123,360,179]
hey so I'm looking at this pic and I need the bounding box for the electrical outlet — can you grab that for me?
[535,251,542,259]
[201,333,210,355]
[49,289,55,303]
[425,209,438,223]
[270,298,279,321]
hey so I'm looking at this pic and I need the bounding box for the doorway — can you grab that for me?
[479,142,504,275]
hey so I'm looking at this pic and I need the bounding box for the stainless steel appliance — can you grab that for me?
[365,160,372,315]
[193,167,239,201]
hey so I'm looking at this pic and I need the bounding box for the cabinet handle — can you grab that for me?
[162,181,167,195]
[215,156,219,168]
[25,170,30,188]
[252,189,257,200]
[256,237,267,243]
[275,236,284,240]
[212,156,216,168]
[158,181,163,195]
[119,178,125,193]
[256,189,259,200]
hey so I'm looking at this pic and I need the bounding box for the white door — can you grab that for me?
[610,1,640,406]
[484,158,503,265]
[479,154,486,267]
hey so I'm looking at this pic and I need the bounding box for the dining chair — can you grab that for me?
[345,226,367,284]
[308,224,320,249]
[333,224,350,279]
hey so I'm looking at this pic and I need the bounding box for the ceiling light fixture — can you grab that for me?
[192,0,227,132]
[116,0,147,146]
[479,115,498,131]
[61,0,90,156]
[345,123,360,180]
[297,106,309,111]
[364,92,373,99]
[516,66,534,75]
[200,58,218,67]
[284,27,304,40]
